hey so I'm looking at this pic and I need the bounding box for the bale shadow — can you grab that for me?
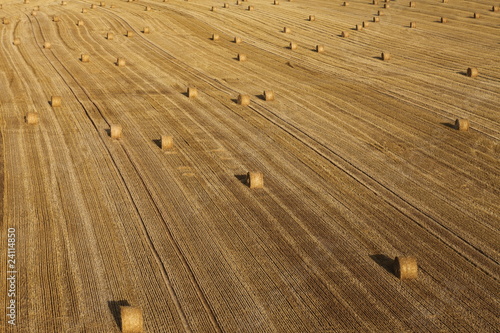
[108,300,130,330]
[370,254,394,275]
[231,98,239,104]
[457,71,468,76]
[373,56,383,60]
[181,91,189,97]
[255,94,265,101]
[104,128,111,136]
[235,174,248,185]
[152,139,162,148]
[441,122,456,129]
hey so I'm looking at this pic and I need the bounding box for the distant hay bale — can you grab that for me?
[25,112,39,124]
[410,21,416,28]
[473,12,480,19]
[442,0,448,2]
[237,53,247,61]
[61,1,67,5]
[120,306,143,332]
[43,42,51,49]
[378,10,384,16]
[356,24,362,31]
[373,0,378,4]
[394,256,418,280]
[117,58,126,66]
[441,17,447,23]
[234,36,242,44]
[187,87,198,98]
[91,4,96,8]
[107,32,114,40]
[211,33,219,40]
[455,119,470,131]
[143,27,150,34]
[237,94,250,106]
[145,6,151,11]
[383,3,389,8]
[363,21,370,28]
[81,54,90,62]
[100,1,105,6]
[161,135,174,150]
[492,6,500,12]
[77,20,84,26]
[309,15,315,21]
[223,3,229,8]
[289,41,297,49]
[51,96,62,107]
[341,31,349,38]
[211,6,217,11]
[24,0,30,3]
[33,5,39,10]
[53,16,60,22]
[264,90,275,101]
[110,124,122,139]
[126,31,134,37]
[373,17,380,22]
[13,38,21,45]
[409,1,415,7]
[2,18,9,25]
[343,1,349,6]
[247,5,254,10]
[31,10,37,16]
[82,8,88,13]
[283,26,291,33]
[247,172,263,189]
[274,0,279,4]
[316,44,324,53]
[467,67,478,78]
[381,52,391,61]
[236,0,242,4]
[110,4,115,8]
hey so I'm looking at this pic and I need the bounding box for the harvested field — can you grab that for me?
[0,0,499,332]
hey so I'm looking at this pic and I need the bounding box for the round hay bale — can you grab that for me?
[77,20,84,26]
[161,135,174,150]
[409,1,415,7]
[110,4,115,8]
[363,21,370,28]
[143,27,150,34]
[117,58,126,66]
[187,87,198,98]
[383,3,390,8]
[237,53,247,61]
[264,90,274,101]
[467,67,478,77]
[234,36,242,44]
[82,8,88,13]
[61,1,67,5]
[373,17,380,22]
[81,54,90,62]
[223,3,229,8]
[2,18,10,25]
[53,16,60,22]
[33,5,39,10]
[309,15,315,21]
[237,94,250,106]
[211,6,217,11]
[120,307,143,333]
[91,4,96,8]
[316,44,324,53]
[356,24,363,31]
[247,5,254,10]
[492,6,500,12]
[441,17,447,23]
[236,0,242,4]
[381,52,391,61]
[341,31,349,38]
[455,119,470,131]
[283,27,291,33]
[100,1,105,6]
[442,0,448,3]
[145,6,151,11]
[473,12,480,19]
[289,41,297,50]
[31,10,37,16]
[110,124,122,139]
[343,1,349,6]
[394,256,418,280]
[26,112,39,124]
[274,0,279,4]
[51,96,61,107]
[107,32,114,40]
[410,21,416,28]
[212,33,219,41]
[378,10,384,16]
[247,172,263,189]
[24,0,30,3]
[126,31,134,37]
[43,42,51,49]
[373,0,378,4]
[13,38,21,45]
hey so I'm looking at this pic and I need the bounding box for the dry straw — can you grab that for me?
[455,119,469,131]
[117,58,126,66]
[467,67,478,77]
[81,54,90,62]
[237,94,250,106]
[120,306,143,333]
[51,96,62,107]
[26,112,39,124]
[237,53,247,61]
[289,41,297,50]
[187,87,198,98]
[161,136,174,150]
[393,257,418,280]
[110,125,122,139]
[316,45,324,53]
[381,52,391,61]
[264,91,275,101]
[247,172,263,189]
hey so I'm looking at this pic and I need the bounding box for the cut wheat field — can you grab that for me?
[0,0,499,331]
